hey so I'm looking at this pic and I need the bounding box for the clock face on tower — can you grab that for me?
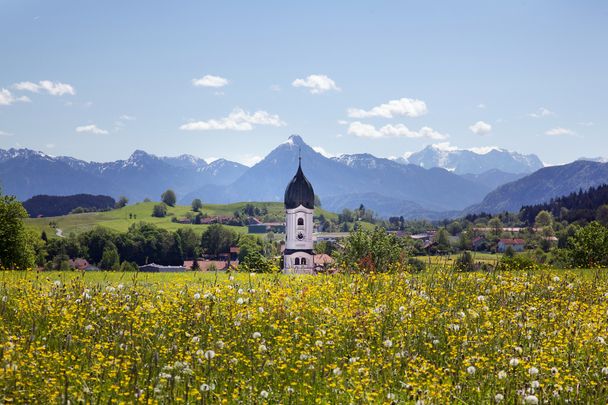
[297,231,304,241]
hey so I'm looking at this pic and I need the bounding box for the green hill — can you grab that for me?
[24,201,338,237]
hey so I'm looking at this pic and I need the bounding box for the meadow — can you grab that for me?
[23,201,339,238]
[2,268,608,403]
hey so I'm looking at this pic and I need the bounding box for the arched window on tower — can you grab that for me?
[301,258,307,265]
[295,258,300,265]
[297,218,304,226]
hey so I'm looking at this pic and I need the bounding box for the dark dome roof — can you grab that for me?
[284,161,314,209]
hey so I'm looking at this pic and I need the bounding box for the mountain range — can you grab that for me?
[398,144,544,174]
[2,136,606,219]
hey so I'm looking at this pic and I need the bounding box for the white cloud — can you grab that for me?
[192,75,229,88]
[292,74,340,94]
[76,124,109,134]
[337,120,349,125]
[120,114,136,121]
[348,121,447,140]
[578,121,594,127]
[469,121,492,135]
[0,130,13,136]
[0,88,30,105]
[13,80,75,96]
[179,108,285,131]
[545,127,575,136]
[312,146,336,158]
[528,107,555,118]
[347,98,428,119]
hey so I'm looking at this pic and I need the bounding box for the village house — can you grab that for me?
[497,238,526,253]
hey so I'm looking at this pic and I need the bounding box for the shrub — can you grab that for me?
[152,203,167,218]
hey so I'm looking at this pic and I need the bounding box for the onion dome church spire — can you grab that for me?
[284,151,315,209]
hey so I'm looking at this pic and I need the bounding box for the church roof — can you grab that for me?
[284,160,315,209]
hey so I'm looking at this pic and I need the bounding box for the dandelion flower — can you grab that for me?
[204,350,215,360]
[333,367,342,376]
[528,366,539,376]
[510,358,520,367]
[260,390,269,398]
[383,339,393,348]
[252,332,262,339]
[524,395,538,405]
[495,393,504,403]
[467,366,476,375]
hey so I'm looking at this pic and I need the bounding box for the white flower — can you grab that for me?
[387,393,395,400]
[524,395,539,405]
[383,339,393,348]
[467,366,476,375]
[601,367,608,375]
[332,367,342,376]
[252,332,262,339]
[260,390,269,398]
[84,324,94,331]
[495,393,504,403]
[528,366,539,376]
[551,367,558,375]
[117,284,124,290]
[509,358,520,367]
[497,370,507,379]
[553,276,560,282]
[229,276,235,281]
[597,336,606,344]
[200,383,210,391]
[191,336,200,343]
[204,350,215,360]
[398,306,406,312]
[216,340,225,349]
[258,344,267,353]
[432,339,440,345]
[258,307,265,313]
[315,340,323,347]
[477,295,486,302]
[193,293,201,300]
[531,380,540,388]
[236,297,244,305]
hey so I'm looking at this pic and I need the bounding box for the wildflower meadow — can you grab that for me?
[1,269,608,403]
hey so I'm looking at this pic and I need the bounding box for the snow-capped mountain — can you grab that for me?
[400,144,543,174]
[0,148,247,202]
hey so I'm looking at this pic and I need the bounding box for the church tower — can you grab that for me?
[283,155,315,274]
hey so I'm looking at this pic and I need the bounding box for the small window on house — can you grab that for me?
[301,258,307,265]
[297,218,304,226]
[295,258,300,265]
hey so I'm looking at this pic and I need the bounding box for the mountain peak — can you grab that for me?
[285,134,306,147]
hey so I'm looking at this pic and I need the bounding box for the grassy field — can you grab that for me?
[24,201,339,237]
[2,269,608,403]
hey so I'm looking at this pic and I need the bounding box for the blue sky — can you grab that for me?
[0,1,606,165]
